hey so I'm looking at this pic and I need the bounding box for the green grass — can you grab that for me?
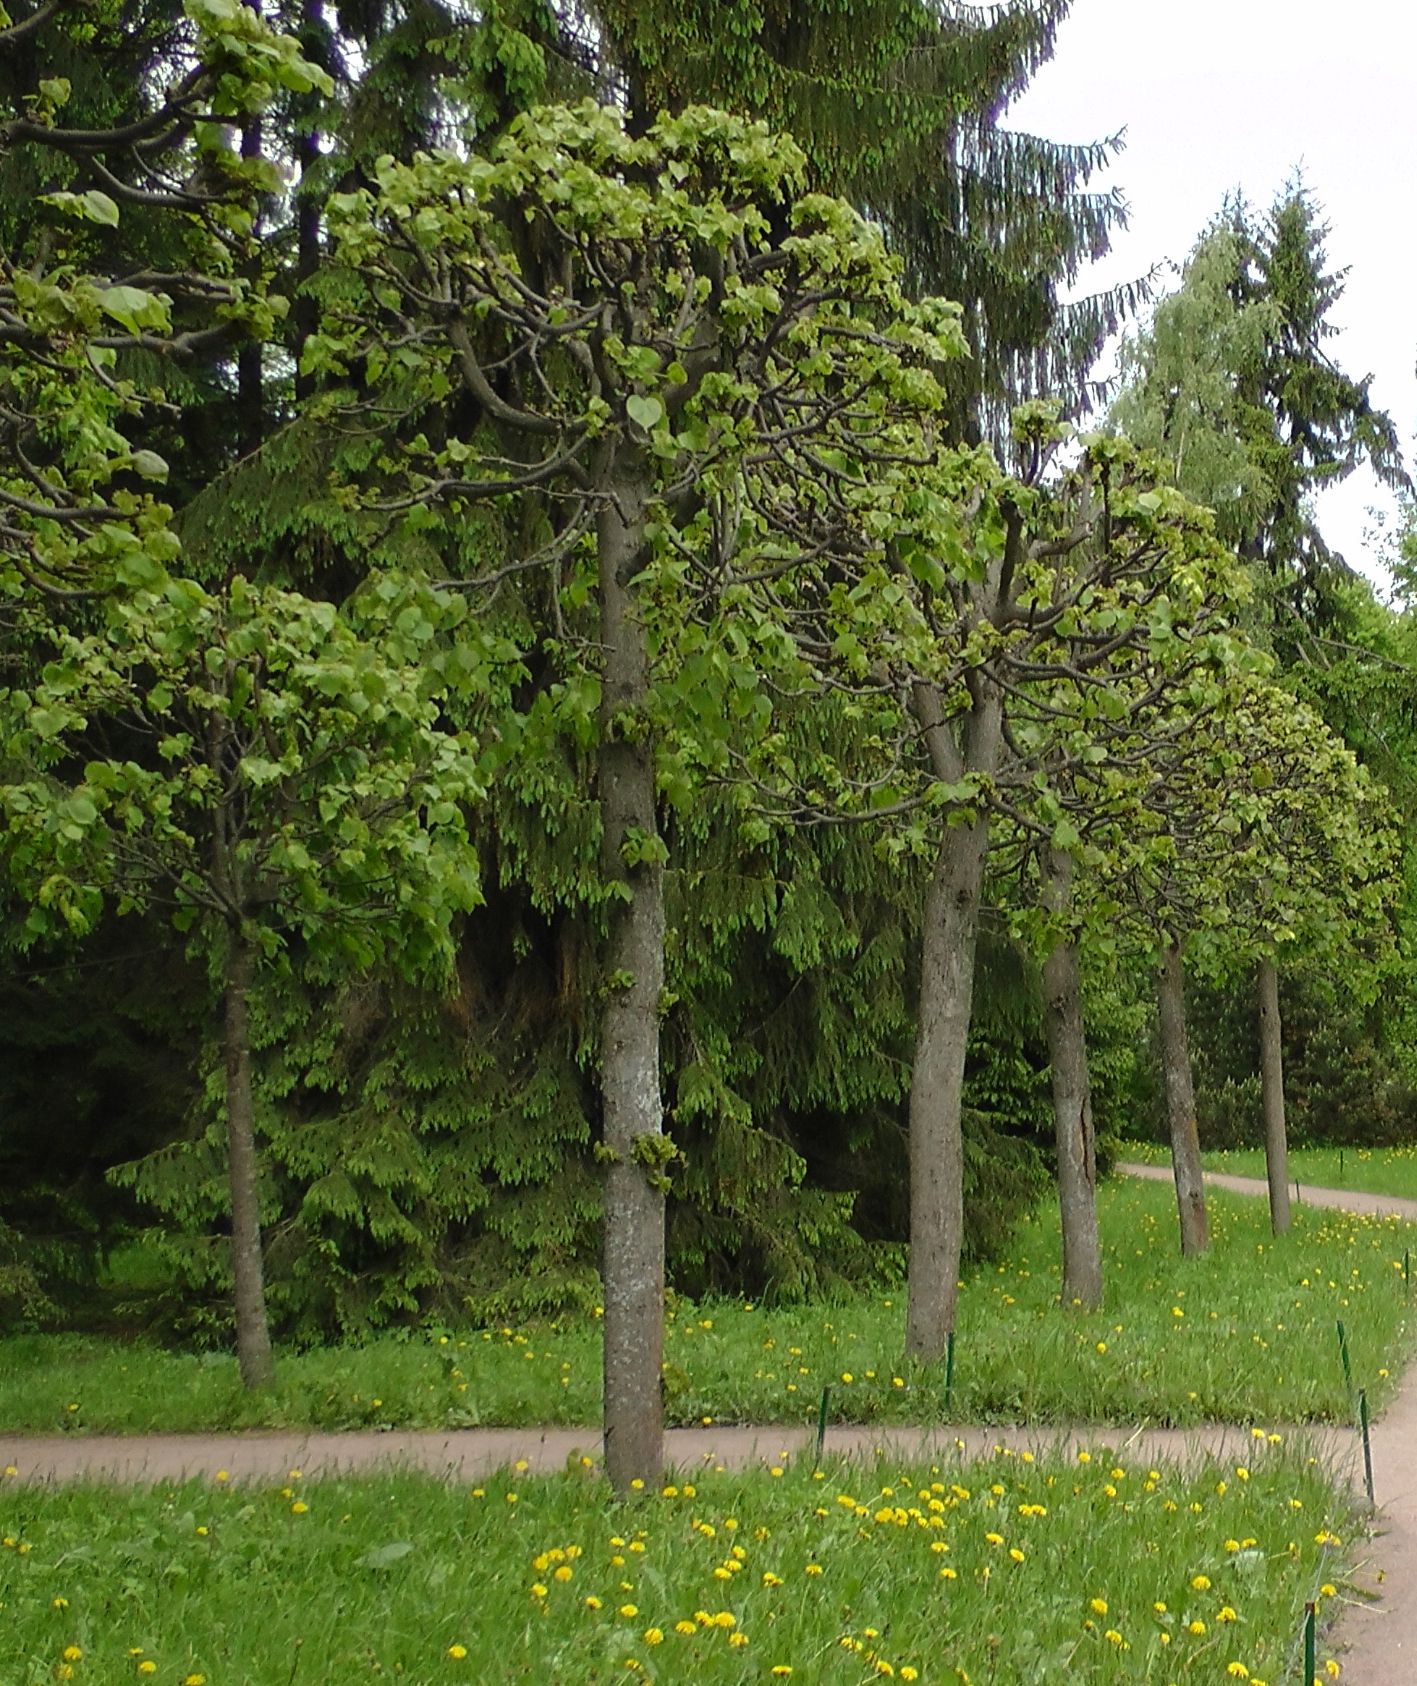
[1122,1140,1417,1204]
[0,1449,1354,1684]
[3,1178,1413,1434]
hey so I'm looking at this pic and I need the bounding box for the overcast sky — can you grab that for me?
[1006,0,1417,588]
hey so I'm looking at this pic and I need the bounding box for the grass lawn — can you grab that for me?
[0,1448,1353,1684]
[2,1177,1413,1435]
[1122,1140,1417,1205]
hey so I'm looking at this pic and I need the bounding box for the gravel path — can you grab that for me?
[4,1162,1414,1680]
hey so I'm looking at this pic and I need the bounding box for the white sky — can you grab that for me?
[1006,0,1417,588]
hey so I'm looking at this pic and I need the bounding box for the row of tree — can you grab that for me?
[2,0,1413,1489]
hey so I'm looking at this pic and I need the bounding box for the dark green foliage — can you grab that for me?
[0,924,206,1327]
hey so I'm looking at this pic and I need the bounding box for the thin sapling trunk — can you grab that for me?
[1158,940,1208,1254]
[223,929,275,1389]
[1257,953,1290,1235]
[1040,847,1102,1310]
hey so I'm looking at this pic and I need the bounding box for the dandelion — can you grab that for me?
[52,1597,69,1609]
[900,1671,920,1682]
[63,1648,83,1662]
[674,1621,696,1635]
[770,1670,793,1678]
[1191,1575,1212,1591]
[585,1597,603,1610]
[1188,1620,1207,1636]
[1104,1630,1125,1648]
[1226,1666,1249,1680]
[1218,1607,1238,1623]
[447,1644,468,1659]
[619,1605,638,1618]
[728,1632,749,1648]
[1089,1598,1109,1616]
[1320,1584,1337,1598]
[138,1664,157,1676]
[643,1629,664,1645]
[290,1501,309,1515]
[805,1563,823,1576]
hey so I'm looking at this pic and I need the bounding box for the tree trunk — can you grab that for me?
[1257,954,1290,1235]
[1040,847,1102,1309]
[903,677,1001,1363]
[292,0,327,403]
[237,0,264,457]
[1157,940,1208,1255]
[597,457,666,1493]
[224,930,275,1390]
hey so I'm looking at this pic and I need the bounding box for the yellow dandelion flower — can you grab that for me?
[619,1605,638,1619]
[448,1645,468,1660]
[674,1621,696,1635]
[63,1648,83,1662]
[805,1563,823,1576]
[901,1671,920,1682]
[643,1629,664,1645]
[771,1670,793,1679]
[1089,1598,1109,1616]
[585,1596,603,1610]
[1188,1620,1207,1636]
[1226,1665,1248,1680]
[138,1664,157,1676]
[1191,1575,1212,1591]
[1218,1606,1238,1623]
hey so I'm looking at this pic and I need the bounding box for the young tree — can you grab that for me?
[308,100,966,1485]
[1,574,489,1384]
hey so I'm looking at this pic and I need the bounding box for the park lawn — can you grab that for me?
[1122,1140,1417,1204]
[1,1177,1412,1435]
[0,1448,1353,1686]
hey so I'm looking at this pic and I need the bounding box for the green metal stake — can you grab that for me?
[814,1386,830,1468]
[1405,1248,1410,1296]
[1339,1147,1344,1180]
[1303,1600,1316,1685]
[1295,1178,1302,1206]
[1336,1320,1353,1394]
[943,1331,956,1416]
[1358,1387,1374,1506]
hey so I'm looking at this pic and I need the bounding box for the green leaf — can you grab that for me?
[625,394,664,432]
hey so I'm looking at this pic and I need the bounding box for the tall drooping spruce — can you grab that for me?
[310,101,968,1485]
[580,0,1136,439]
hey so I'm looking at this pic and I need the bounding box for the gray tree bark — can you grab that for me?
[224,931,275,1390]
[1157,941,1208,1255]
[1257,954,1290,1235]
[904,677,1001,1362]
[1040,847,1102,1309]
[597,457,667,1492]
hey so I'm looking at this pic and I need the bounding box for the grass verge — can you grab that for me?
[2,1178,1412,1434]
[1122,1141,1417,1205]
[0,1447,1354,1684]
